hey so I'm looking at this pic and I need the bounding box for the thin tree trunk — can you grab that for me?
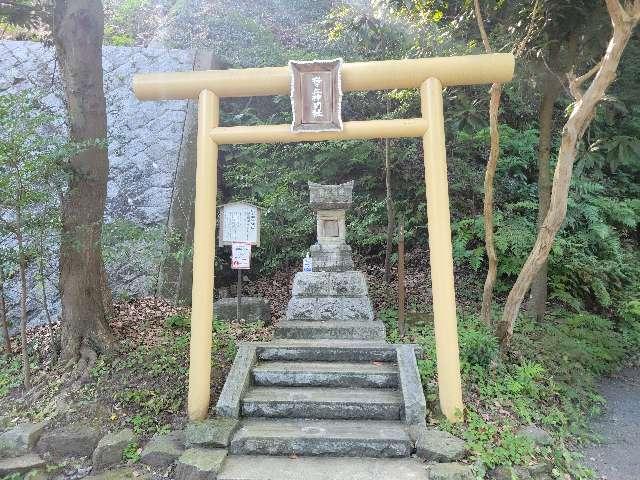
[0,271,11,356]
[473,0,503,326]
[15,206,31,389]
[383,97,396,283]
[397,221,406,337]
[529,35,577,321]
[53,0,114,363]
[37,234,58,358]
[528,79,560,321]
[37,235,55,338]
[383,136,395,283]
[498,0,640,349]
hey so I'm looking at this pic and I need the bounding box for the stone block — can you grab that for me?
[0,454,46,477]
[85,467,151,480]
[429,463,475,480]
[92,429,136,468]
[0,422,46,458]
[286,297,374,322]
[214,297,271,324]
[515,425,553,446]
[216,345,257,418]
[411,427,466,462]
[185,418,238,448]
[229,418,412,457]
[274,320,386,341]
[396,345,427,426]
[490,466,532,480]
[256,341,398,362]
[140,430,184,468]
[175,448,227,480]
[36,424,101,458]
[526,462,552,478]
[291,271,368,298]
[309,243,354,272]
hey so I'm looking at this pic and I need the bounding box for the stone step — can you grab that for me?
[255,340,399,362]
[241,386,403,420]
[252,361,399,388]
[274,321,386,340]
[218,455,428,480]
[229,418,412,458]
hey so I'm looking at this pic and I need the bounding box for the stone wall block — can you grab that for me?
[92,429,136,469]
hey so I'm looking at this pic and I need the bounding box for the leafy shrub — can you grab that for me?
[457,316,499,369]
[165,313,190,330]
[0,355,22,398]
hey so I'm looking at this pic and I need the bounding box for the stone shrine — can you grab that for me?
[281,182,380,337]
[308,181,355,272]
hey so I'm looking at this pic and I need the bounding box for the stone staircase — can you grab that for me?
[212,182,433,479]
[215,338,429,479]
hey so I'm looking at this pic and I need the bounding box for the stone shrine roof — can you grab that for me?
[308,181,354,210]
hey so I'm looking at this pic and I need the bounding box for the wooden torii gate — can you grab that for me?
[133,53,515,422]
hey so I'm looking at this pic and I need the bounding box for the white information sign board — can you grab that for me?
[219,202,260,246]
[231,242,251,270]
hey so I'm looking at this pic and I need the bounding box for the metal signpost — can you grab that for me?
[219,202,260,322]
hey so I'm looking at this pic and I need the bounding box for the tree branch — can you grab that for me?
[605,0,629,25]
[568,61,602,100]
[473,0,492,53]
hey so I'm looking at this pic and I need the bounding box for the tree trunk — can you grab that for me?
[37,234,58,357]
[37,235,55,337]
[529,35,578,321]
[473,0,502,326]
[15,206,31,389]
[383,136,395,283]
[480,82,502,325]
[0,271,11,356]
[498,1,640,349]
[53,0,114,363]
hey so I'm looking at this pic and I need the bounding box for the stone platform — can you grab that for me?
[214,297,271,324]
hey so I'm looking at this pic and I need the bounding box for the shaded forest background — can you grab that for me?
[1,0,638,326]
[86,0,640,321]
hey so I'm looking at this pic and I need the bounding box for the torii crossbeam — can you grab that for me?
[133,53,515,422]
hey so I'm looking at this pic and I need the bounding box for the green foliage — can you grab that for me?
[387,307,640,474]
[92,334,189,435]
[0,354,22,398]
[463,411,535,469]
[165,313,190,329]
[122,441,141,463]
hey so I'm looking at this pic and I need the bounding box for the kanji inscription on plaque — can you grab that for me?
[289,58,343,132]
[219,202,260,246]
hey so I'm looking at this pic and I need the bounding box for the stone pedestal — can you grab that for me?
[309,243,354,272]
[286,271,374,322]
[276,181,384,340]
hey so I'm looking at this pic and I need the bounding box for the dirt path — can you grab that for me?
[581,366,640,480]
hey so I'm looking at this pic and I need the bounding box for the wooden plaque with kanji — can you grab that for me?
[289,58,343,133]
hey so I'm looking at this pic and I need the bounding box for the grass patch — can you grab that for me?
[0,354,22,398]
[381,306,640,478]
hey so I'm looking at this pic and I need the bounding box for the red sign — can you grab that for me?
[231,242,251,270]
